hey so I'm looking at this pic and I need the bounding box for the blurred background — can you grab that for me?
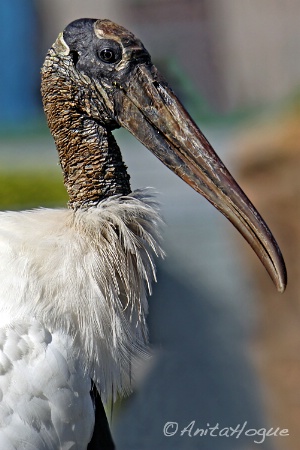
[1,1,300,449]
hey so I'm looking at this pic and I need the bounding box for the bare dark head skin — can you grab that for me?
[63,19,150,85]
[41,18,287,293]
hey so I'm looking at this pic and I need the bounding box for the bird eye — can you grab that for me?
[97,40,122,64]
[99,48,116,63]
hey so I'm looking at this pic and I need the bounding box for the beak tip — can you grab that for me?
[276,268,287,294]
[268,250,287,293]
[277,281,286,294]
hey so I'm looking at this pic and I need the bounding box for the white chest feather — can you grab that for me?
[0,190,163,443]
[0,320,94,449]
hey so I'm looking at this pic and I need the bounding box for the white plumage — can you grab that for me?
[0,322,93,449]
[0,190,163,448]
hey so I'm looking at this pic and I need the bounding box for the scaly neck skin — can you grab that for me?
[53,115,131,209]
[41,52,131,209]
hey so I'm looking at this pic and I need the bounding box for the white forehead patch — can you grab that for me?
[53,32,70,56]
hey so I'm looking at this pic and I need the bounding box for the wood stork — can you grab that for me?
[0,18,286,449]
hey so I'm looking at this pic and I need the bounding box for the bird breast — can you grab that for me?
[0,189,163,399]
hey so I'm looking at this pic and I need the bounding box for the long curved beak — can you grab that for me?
[114,64,287,292]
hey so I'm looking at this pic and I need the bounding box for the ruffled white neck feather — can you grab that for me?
[0,189,163,400]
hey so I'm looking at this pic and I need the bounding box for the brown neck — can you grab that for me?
[41,54,131,209]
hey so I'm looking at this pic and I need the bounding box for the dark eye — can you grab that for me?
[99,48,117,63]
[96,39,122,64]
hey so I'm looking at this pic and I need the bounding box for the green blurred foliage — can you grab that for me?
[0,169,68,210]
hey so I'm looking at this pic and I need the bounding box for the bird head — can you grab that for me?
[46,18,286,292]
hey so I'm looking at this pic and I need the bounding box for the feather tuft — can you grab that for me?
[0,189,164,400]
